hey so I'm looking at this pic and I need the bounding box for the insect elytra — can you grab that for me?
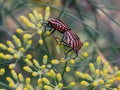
[48,18,70,34]
[62,31,83,59]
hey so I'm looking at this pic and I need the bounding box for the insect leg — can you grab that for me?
[73,51,78,59]
[65,48,73,59]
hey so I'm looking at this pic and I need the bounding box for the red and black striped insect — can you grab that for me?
[47,18,71,34]
[44,18,71,43]
[61,31,83,59]
[44,18,83,59]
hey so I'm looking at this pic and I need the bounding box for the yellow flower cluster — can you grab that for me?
[0,34,32,66]
[6,70,33,90]
[19,6,51,47]
[0,6,51,72]
[23,55,52,77]
[37,70,76,90]
[22,53,77,89]
[76,56,120,89]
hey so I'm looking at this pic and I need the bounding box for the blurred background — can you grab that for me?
[0,0,120,89]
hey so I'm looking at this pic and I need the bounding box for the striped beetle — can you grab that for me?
[47,18,70,34]
[61,31,83,59]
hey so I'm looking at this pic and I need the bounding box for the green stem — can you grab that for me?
[99,8,120,27]
[58,0,72,19]
[0,82,13,90]
[62,61,68,78]
[41,35,52,59]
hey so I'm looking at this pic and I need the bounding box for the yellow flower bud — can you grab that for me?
[27,54,32,59]
[80,81,89,86]
[65,66,70,72]
[99,79,104,84]
[33,10,39,20]
[37,23,41,28]
[9,83,16,88]
[83,52,89,57]
[58,83,63,87]
[46,31,51,36]
[24,88,28,90]
[38,30,43,35]
[103,69,108,74]
[24,59,33,66]
[76,71,84,77]
[114,66,118,72]
[5,54,13,60]
[28,13,36,22]
[57,73,62,81]
[43,55,48,64]
[103,62,109,70]
[39,39,43,45]
[95,69,99,77]
[93,81,98,87]
[7,47,16,53]
[83,42,89,48]
[44,85,53,90]
[16,28,23,34]
[23,66,32,72]
[33,59,40,68]
[51,59,60,64]
[38,83,43,87]
[96,56,101,66]
[107,78,114,84]
[23,34,32,40]
[12,35,21,47]
[42,78,50,84]
[83,74,92,80]
[19,47,25,53]
[41,65,46,69]
[6,77,14,83]
[0,53,5,59]
[61,58,65,63]
[11,70,17,79]
[26,77,31,84]
[18,73,24,82]
[69,82,76,87]
[20,15,30,24]
[45,6,50,20]
[26,84,34,90]
[37,79,43,87]
[70,59,75,64]
[0,43,7,50]
[27,23,36,29]
[0,68,5,75]
[89,63,95,72]
[38,78,42,84]
[6,40,15,48]
[105,84,111,88]
[32,72,38,77]
[13,53,20,59]
[9,64,15,69]
[47,72,51,77]
[50,69,56,78]
[38,13,43,21]
[26,40,32,49]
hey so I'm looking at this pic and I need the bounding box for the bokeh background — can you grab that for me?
[0,0,120,89]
